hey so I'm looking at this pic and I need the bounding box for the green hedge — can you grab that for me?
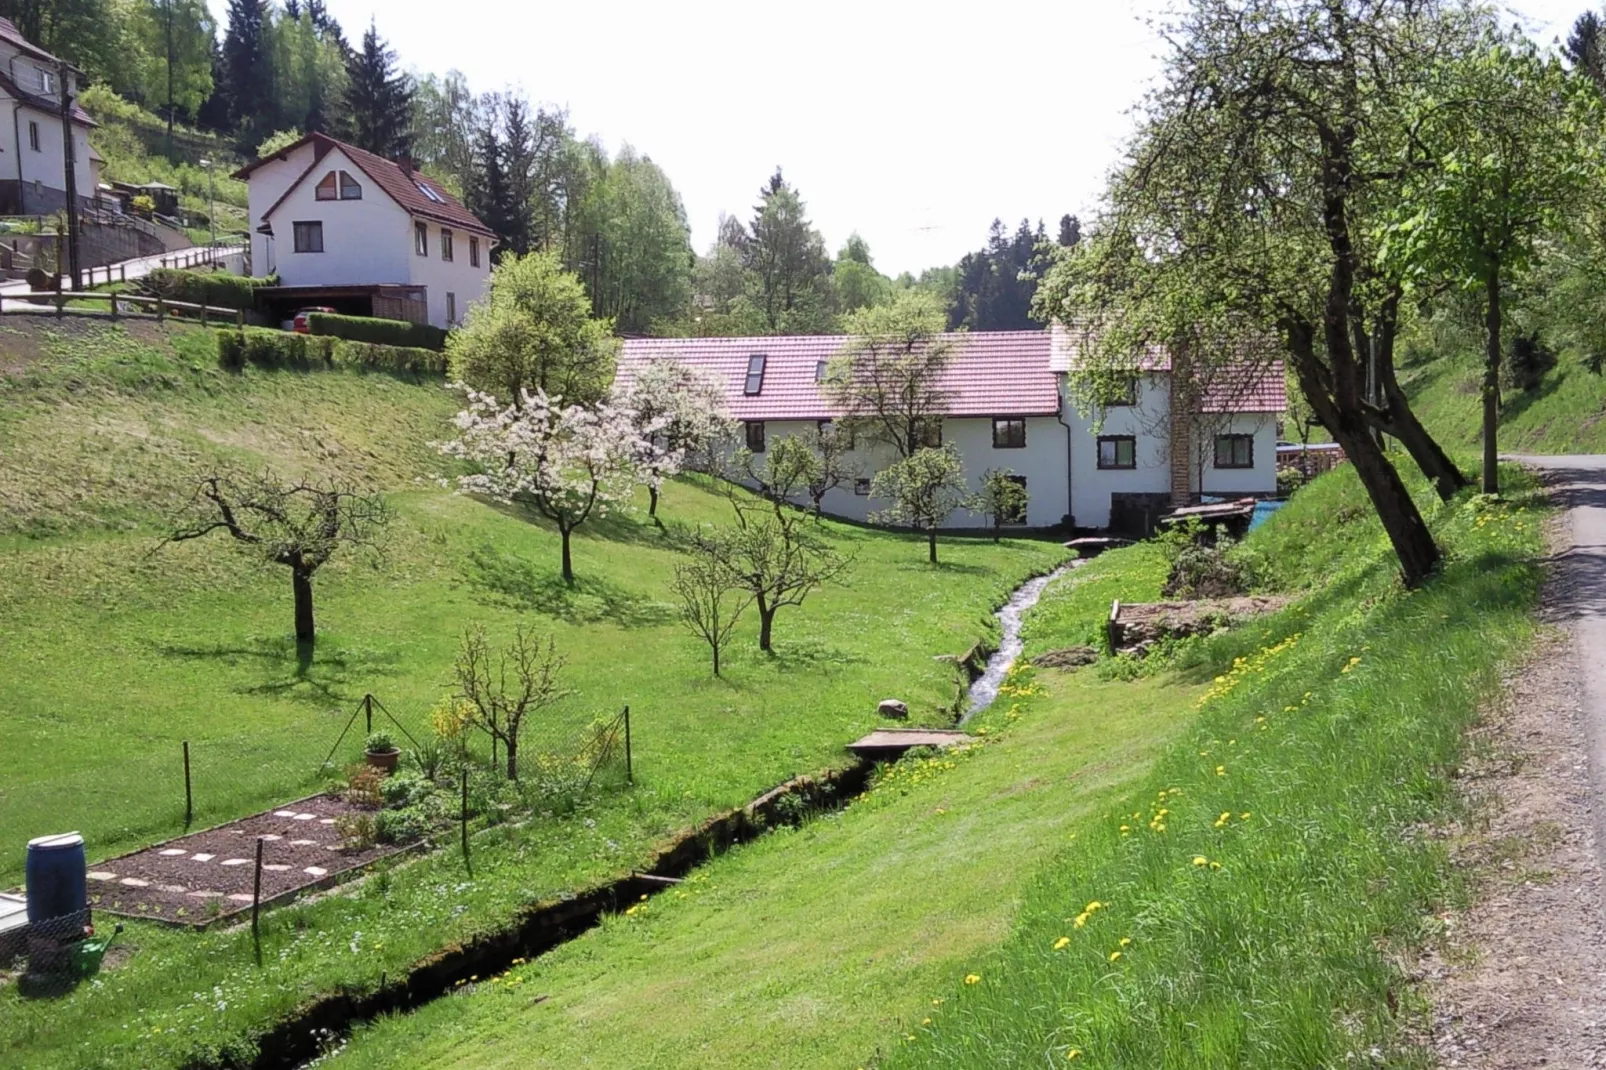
[215,327,446,376]
[143,268,277,311]
[305,312,447,352]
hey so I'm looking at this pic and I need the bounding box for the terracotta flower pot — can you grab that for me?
[365,748,400,773]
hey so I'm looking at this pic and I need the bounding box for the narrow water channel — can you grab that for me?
[961,561,1081,724]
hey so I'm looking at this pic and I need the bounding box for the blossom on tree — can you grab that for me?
[612,357,735,515]
[439,387,656,584]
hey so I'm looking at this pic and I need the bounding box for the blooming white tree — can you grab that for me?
[612,357,735,516]
[439,388,654,585]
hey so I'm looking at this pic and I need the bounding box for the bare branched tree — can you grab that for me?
[452,623,572,780]
[672,536,754,676]
[161,473,391,644]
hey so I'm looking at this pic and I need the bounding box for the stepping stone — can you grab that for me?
[87,871,117,882]
[226,894,255,903]
[219,858,249,867]
[260,835,282,842]
[290,839,317,846]
[160,884,188,894]
[190,853,215,862]
[159,849,186,857]
[318,818,336,825]
[273,811,297,818]
[303,866,327,877]
[262,864,291,872]
[293,813,316,821]
[187,890,222,898]
[118,878,150,888]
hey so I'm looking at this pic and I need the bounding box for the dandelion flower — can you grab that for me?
[1067,1049,1083,1060]
[1054,936,1071,950]
[1240,812,1251,820]
[1119,937,1131,947]
[964,973,981,985]
[923,1017,932,1025]
[1074,912,1090,928]
[1193,855,1208,866]
[1210,861,1223,870]
[1216,765,1227,776]
[1085,901,1103,913]
[1109,950,1123,962]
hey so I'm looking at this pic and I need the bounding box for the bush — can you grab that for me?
[305,312,447,352]
[143,268,277,311]
[1162,542,1249,599]
[328,337,448,376]
[216,327,333,370]
[374,807,430,845]
[379,771,431,809]
[364,730,397,754]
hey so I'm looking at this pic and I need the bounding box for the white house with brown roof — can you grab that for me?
[234,133,495,329]
[616,328,1284,535]
[0,18,100,215]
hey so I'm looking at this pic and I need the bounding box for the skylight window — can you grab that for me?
[744,354,767,396]
[814,359,827,382]
[416,181,446,204]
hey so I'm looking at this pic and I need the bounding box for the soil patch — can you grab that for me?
[1111,595,1292,653]
[88,793,415,929]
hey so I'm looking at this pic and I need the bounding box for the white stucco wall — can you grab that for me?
[406,221,492,328]
[1064,373,1174,530]
[731,416,1069,530]
[1197,413,1279,498]
[0,99,96,200]
[244,147,310,277]
[264,147,412,289]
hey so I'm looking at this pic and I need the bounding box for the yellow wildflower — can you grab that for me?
[1067,1049,1083,1060]
[1054,936,1071,950]
[964,973,981,985]
[1109,950,1123,962]
[1192,856,1208,866]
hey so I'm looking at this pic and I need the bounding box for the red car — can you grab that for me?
[284,306,336,333]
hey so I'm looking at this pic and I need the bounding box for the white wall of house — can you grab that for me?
[244,149,307,275]
[1197,413,1279,498]
[732,415,1069,529]
[0,98,96,200]
[1064,373,1174,529]
[265,147,412,289]
[406,220,491,327]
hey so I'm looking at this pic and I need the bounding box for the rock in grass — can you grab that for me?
[1032,646,1099,670]
[878,699,910,720]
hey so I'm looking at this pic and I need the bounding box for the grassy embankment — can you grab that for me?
[0,317,1064,1068]
[317,464,1544,1069]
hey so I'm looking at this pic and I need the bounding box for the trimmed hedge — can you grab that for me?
[305,312,447,352]
[215,327,446,376]
[143,268,277,311]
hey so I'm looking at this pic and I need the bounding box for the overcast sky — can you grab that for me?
[209,0,1593,277]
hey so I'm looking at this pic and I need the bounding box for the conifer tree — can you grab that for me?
[343,20,413,157]
[221,0,273,147]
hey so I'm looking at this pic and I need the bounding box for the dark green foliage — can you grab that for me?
[214,327,445,375]
[305,312,447,351]
[1507,330,1557,392]
[343,20,413,157]
[220,0,273,147]
[949,218,1050,331]
[327,337,448,376]
[142,268,277,311]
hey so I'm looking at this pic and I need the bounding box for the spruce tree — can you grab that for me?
[221,0,273,148]
[500,97,536,255]
[465,120,512,255]
[343,21,413,157]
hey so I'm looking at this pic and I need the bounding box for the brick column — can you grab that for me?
[1169,349,1196,506]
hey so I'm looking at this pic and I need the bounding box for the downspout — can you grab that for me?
[10,101,22,215]
[1054,372,1075,531]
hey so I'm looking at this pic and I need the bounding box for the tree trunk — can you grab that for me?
[505,735,518,780]
[928,527,938,564]
[1371,359,1470,502]
[711,640,721,677]
[1336,423,1441,586]
[648,484,659,517]
[758,601,775,652]
[560,527,574,585]
[292,567,315,644]
[1483,270,1502,495]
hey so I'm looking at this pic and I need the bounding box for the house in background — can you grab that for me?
[0,17,100,215]
[615,328,1284,536]
[233,133,495,329]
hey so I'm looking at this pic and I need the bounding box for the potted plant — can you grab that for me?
[364,731,401,773]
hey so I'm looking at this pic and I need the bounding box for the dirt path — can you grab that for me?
[1422,458,1606,1067]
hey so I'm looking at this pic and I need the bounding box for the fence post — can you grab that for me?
[183,740,192,826]
[364,693,373,736]
[53,272,63,319]
[156,295,164,324]
[460,774,472,876]
[251,837,264,964]
[235,307,244,331]
[200,301,208,327]
[119,263,125,283]
[624,706,632,785]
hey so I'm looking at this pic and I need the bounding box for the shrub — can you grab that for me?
[216,327,333,370]
[374,807,430,845]
[364,730,397,754]
[305,312,447,351]
[143,268,277,311]
[1162,542,1249,599]
[328,338,448,376]
[342,763,384,809]
[379,771,431,809]
[334,811,377,850]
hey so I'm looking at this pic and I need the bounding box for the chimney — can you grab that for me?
[1168,345,1196,507]
[396,153,414,174]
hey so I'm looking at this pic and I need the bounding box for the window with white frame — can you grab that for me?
[414,221,428,256]
[441,229,454,262]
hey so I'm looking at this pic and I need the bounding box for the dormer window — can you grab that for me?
[744,354,767,395]
[315,170,362,201]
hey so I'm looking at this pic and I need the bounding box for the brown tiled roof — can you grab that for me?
[0,17,64,67]
[239,132,495,237]
[1050,322,1285,412]
[617,331,1063,420]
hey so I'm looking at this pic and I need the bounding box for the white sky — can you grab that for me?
[209,0,1592,277]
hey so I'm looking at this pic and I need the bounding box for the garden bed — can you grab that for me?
[86,794,419,929]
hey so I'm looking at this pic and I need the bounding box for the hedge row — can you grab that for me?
[305,312,447,352]
[143,269,278,311]
[215,327,448,376]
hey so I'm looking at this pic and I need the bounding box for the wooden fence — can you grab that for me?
[0,288,243,326]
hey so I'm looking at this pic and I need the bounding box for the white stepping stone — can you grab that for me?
[187,889,222,898]
[273,811,297,818]
[293,813,316,821]
[303,866,327,877]
[260,835,282,842]
[290,839,317,846]
[118,877,150,888]
[219,858,249,867]
[160,884,187,894]
[190,853,215,862]
[227,894,255,903]
[318,818,336,825]
[262,864,291,872]
[87,871,117,882]
[159,849,186,857]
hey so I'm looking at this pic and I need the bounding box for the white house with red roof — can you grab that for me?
[234,133,496,329]
[616,328,1284,534]
[0,18,100,215]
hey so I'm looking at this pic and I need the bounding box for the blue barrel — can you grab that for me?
[25,832,86,925]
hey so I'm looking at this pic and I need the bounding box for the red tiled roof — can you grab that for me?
[617,331,1062,420]
[0,17,64,67]
[238,132,495,237]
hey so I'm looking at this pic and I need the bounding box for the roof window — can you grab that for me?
[744,354,767,396]
[416,181,446,204]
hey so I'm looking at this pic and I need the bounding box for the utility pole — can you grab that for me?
[202,158,216,246]
[57,59,81,291]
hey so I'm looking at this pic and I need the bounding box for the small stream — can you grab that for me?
[961,562,1081,724]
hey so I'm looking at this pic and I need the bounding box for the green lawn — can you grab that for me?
[0,318,1065,1068]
